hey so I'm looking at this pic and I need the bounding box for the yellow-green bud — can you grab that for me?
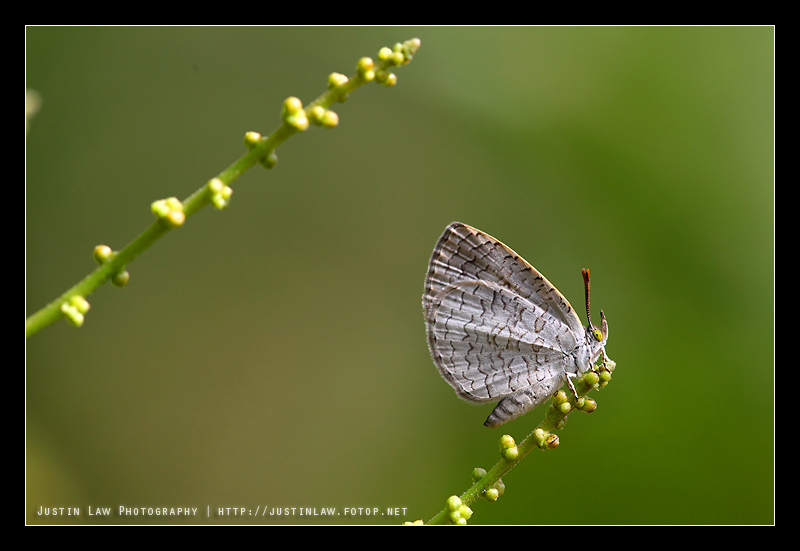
[471,467,487,481]
[309,106,339,128]
[328,72,349,89]
[151,198,185,227]
[499,434,515,449]
[60,303,84,327]
[261,150,278,169]
[451,512,466,525]
[93,244,114,264]
[580,397,597,413]
[69,295,90,314]
[166,210,185,227]
[383,73,397,87]
[583,371,600,387]
[243,131,261,148]
[111,270,130,287]
[502,446,519,461]
[446,495,462,511]
[357,57,375,81]
[375,70,398,87]
[406,38,421,54]
[378,47,393,62]
[207,178,224,194]
[282,97,308,131]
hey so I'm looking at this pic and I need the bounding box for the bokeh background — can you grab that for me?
[25,26,773,525]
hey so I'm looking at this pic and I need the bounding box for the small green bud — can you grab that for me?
[328,72,349,89]
[211,190,232,210]
[493,478,505,497]
[164,197,182,211]
[558,401,572,414]
[533,428,546,447]
[446,495,462,511]
[357,57,375,81]
[261,150,278,169]
[377,47,393,62]
[111,270,130,287]
[553,390,569,405]
[166,210,185,227]
[452,513,466,525]
[321,110,338,127]
[309,105,325,123]
[471,467,487,482]
[583,371,600,387]
[485,488,499,502]
[151,198,185,227]
[243,131,262,148]
[151,199,170,218]
[309,105,339,128]
[500,434,518,460]
[458,505,472,520]
[208,178,233,210]
[283,96,303,114]
[375,70,398,87]
[93,244,114,264]
[499,434,515,450]
[281,96,309,131]
[502,446,519,461]
[207,178,224,194]
[60,303,84,327]
[328,72,350,102]
[534,428,559,450]
[580,397,597,413]
[393,39,420,64]
[69,295,90,314]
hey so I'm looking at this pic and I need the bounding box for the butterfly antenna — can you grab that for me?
[582,268,594,330]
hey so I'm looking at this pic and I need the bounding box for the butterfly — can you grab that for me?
[423,222,608,427]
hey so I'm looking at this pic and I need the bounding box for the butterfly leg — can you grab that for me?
[566,375,579,401]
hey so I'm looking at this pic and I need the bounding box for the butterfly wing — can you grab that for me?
[423,222,584,335]
[427,279,578,404]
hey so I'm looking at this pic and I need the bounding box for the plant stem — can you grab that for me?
[424,360,614,525]
[26,38,421,338]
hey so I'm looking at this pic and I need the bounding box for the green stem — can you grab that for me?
[26,38,421,338]
[425,360,614,525]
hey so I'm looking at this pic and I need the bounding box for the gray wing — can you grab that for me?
[427,280,577,404]
[423,222,583,335]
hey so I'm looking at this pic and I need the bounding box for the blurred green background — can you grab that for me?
[25,26,773,524]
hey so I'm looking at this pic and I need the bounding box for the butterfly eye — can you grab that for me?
[592,328,603,342]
